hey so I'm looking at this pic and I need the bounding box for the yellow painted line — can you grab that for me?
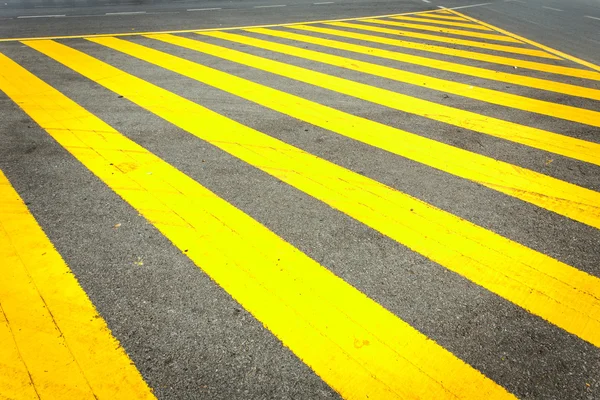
[390,15,492,30]
[0,47,517,400]
[361,18,522,43]
[418,13,470,21]
[0,169,155,399]
[198,30,600,165]
[253,27,600,112]
[0,8,439,43]
[123,32,600,226]
[328,21,555,58]
[290,25,600,85]
[449,9,600,72]
[28,38,600,351]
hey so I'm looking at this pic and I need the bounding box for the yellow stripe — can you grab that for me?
[361,18,522,42]
[0,169,155,399]
[199,30,600,165]
[391,15,492,30]
[251,27,600,112]
[0,47,517,400]
[291,24,600,83]
[418,13,470,21]
[30,38,600,350]
[448,9,600,72]
[328,21,556,58]
[115,32,600,227]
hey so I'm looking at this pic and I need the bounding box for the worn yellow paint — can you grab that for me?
[448,9,600,72]
[250,27,600,110]
[0,169,155,399]
[196,30,600,165]
[102,33,600,229]
[29,38,600,349]
[0,47,518,400]
[289,25,600,86]
[327,21,556,58]
[361,18,522,42]
[390,15,492,30]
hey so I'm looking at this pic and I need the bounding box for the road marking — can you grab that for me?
[331,21,552,57]
[291,25,600,87]
[105,11,146,15]
[0,166,155,399]
[362,18,522,42]
[17,14,65,18]
[203,30,600,162]
[542,6,563,11]
[29,37,600,350]
[448,9,600,72]
[437,2,492,10]
[391,15,493,30]
[0,46,517,400]
[313,1,334,4]
[187,7,221,11]
[418,12,468,21]
[584,15,600,21]
[253,4,286,8]
[422,0,431,3]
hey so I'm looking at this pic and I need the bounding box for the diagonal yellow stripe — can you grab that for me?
[418,13,470,21]
[328,21,557,58]
[0,169,156,400]
[391,15,493,30]
[197,30,600,164]
[31,38,600,350]
[361,18,522,42]
[448,9,600,72]
[0,48,517,400]
[119,33,600,228]
[290,24,600,85]
[249,27,600,113]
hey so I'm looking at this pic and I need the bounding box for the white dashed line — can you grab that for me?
[422,0,431,3]
[187,7,221,11]
[437,2,492,10]
[17,14,65,18]
[542,6,563,11]
[105,11,146,15]
[313,1,334,4]
[585,15,600,21]
[253,4,286,8]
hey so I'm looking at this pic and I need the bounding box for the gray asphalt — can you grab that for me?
[1,0,600,399]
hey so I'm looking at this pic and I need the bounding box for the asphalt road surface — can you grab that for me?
[1,0,599,399]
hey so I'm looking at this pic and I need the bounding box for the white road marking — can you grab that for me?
[585,15,600,21]
[105,11,146,15]
[313,1,334,4]
[187,7,222,11]
[542,6,563,11]
[253,4,286,8]
[422,0,431,3]
[17,14,65,18]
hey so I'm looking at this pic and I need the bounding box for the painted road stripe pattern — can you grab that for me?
[0,7,599,399]
[0,170,155,399]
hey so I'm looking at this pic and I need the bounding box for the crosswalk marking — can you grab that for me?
[22,38,600,350]
[0,48,518,400]
[244,27,600,116]
[286,25,600,95]
[360,18,523,42]
[328,21,558,57]
[390,15,494,30]
[0,169,155,399]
